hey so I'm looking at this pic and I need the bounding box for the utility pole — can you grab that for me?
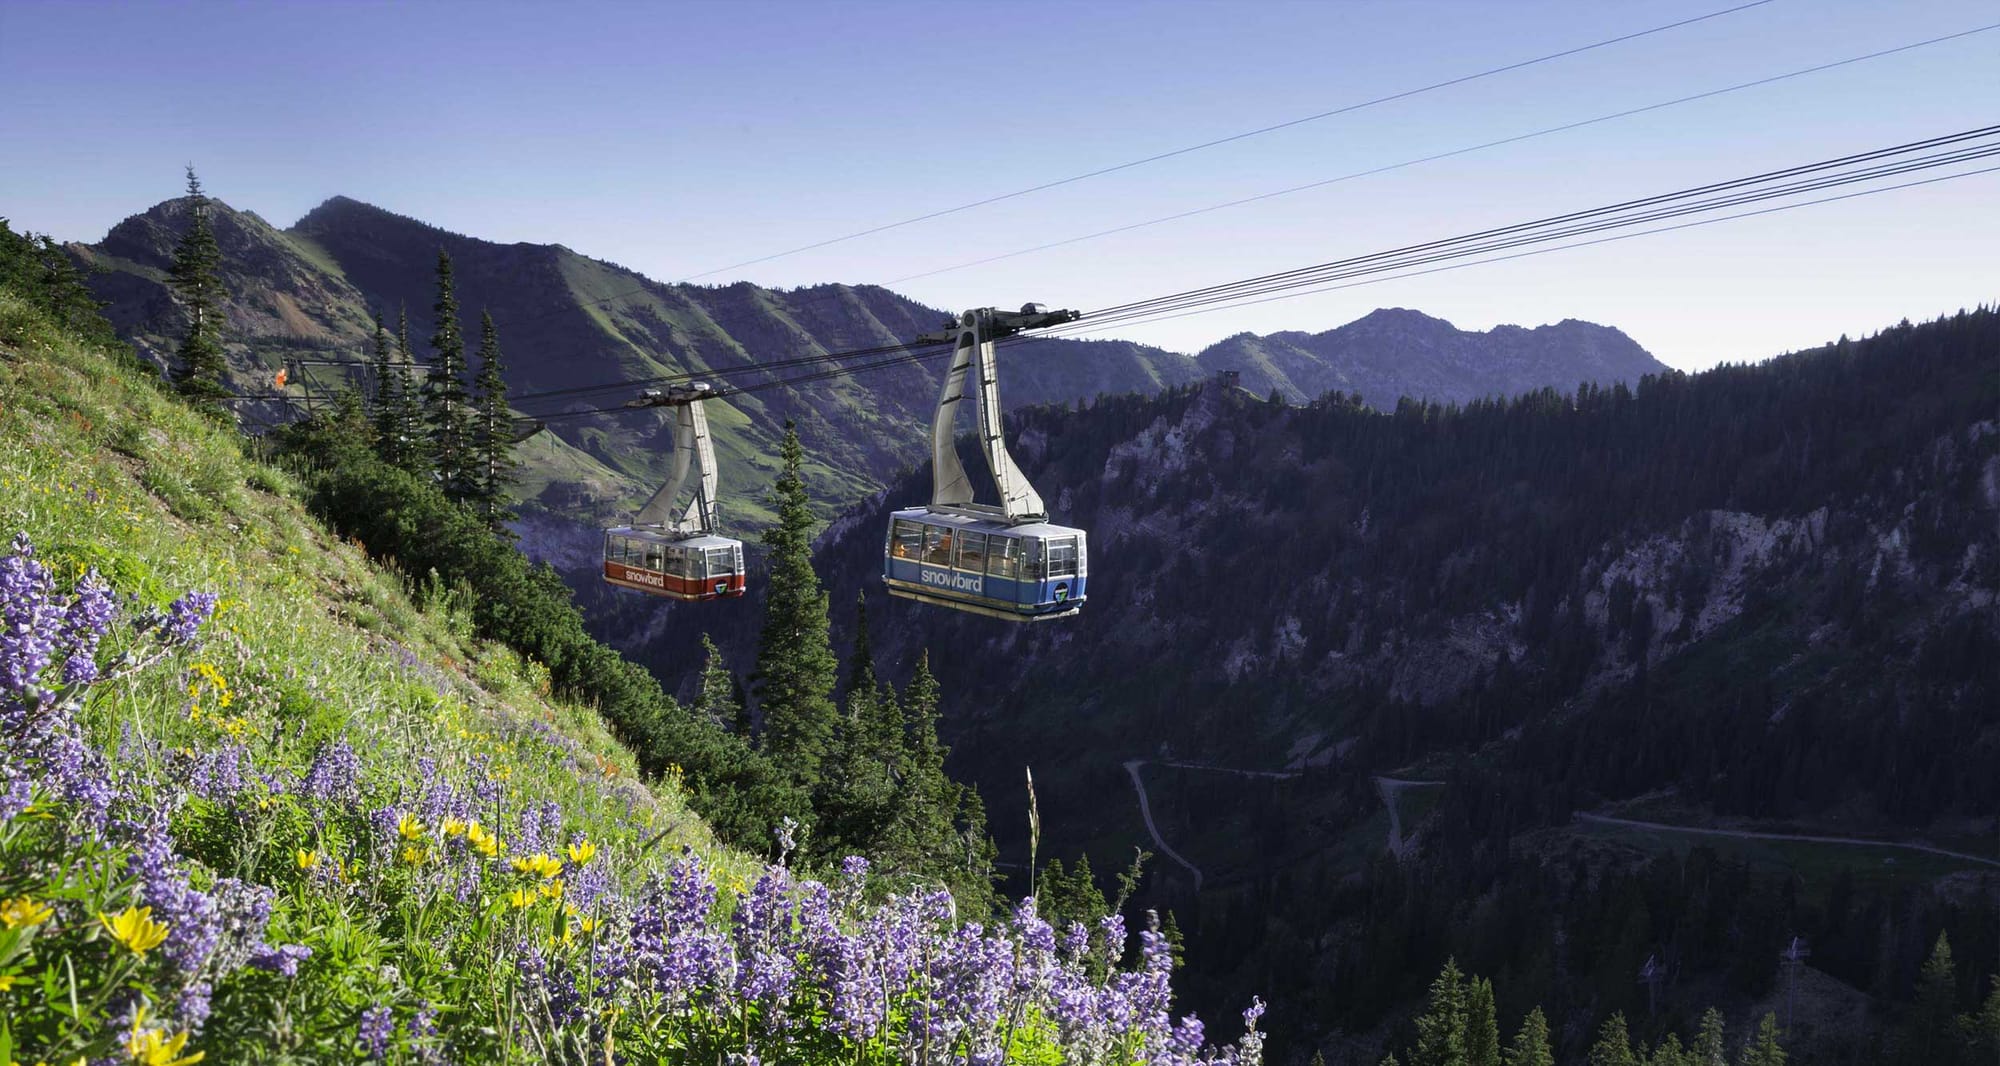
[1638,953,1666,1017]
[1778,935,1811,1034]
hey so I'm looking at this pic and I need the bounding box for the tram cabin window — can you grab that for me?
[954,531,987,572]
[705,547,736,576]
[1046,537,1079,579]
[985,536,1020,580]
[891,519,924,560]
[922,526,954,566]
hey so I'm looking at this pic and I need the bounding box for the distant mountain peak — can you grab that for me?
[1198,306,1666,408]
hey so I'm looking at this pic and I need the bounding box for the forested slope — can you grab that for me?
[672,305,1999,1061]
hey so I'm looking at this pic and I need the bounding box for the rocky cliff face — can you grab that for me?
[1196,307,1667,407]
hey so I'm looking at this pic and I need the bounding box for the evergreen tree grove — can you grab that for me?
[471,309,517,525]
[167,166,229,410]
[422,250,474,498]
[751,423,839,790]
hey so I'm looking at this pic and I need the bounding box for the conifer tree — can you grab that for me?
[1652,1034,1692,1066]
[1971,976,2000,1059]
[390,307,429,476]
[1412,959,1469,1066]
[1905,932,1960,1066]
[470,309,517,525]
[1588,1013,1639,1066]
[1465,977,1501,1066]
[167,166,229,409]
[691,634,742,730]
[1691,1008,1728,1066]
[751,422,839,789]
[369,311,400,465]
[818,594,905,856]
[879,650,980,892]
[422,249,474,497]
[1736,1014,1785,1066]
[1505,1007,1555,1066]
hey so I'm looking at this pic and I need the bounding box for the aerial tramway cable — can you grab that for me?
[887,22,2000,286]
[675,0,1781,281]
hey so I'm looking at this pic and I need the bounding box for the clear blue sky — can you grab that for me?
[3,0,1996,369]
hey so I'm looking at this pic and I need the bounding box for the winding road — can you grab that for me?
[1375,777,1442,860]
[1121,759,1304,892]
[1575,813,2000,869]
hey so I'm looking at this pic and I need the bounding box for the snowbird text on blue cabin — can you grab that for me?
[919,566,983,595]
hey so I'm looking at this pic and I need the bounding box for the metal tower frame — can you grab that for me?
[626,383,720,535]
[914,304,1079,523]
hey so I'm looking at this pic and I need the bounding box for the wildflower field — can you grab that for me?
[0,283,1263,1063]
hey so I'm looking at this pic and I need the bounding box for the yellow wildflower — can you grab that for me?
[0,896,54,929]
[126,1008,206,1066]
[511,853,562,879]
[539,878,564,900]
[401,846,427,866]
[507,887,534,909]
[0,973,19,992]
[441,817,467,838]
[295,849,319,871]
[100,906,170,955]
[575,916,597,934]
[565,840,596,866]
[396,812,424,841]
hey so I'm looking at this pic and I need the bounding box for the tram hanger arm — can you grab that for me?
[913,304,1081,345]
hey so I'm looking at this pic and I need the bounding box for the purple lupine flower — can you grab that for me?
[177,981,213,1032]
[37,725,116,827]
[301,739,362,806]
[58,568,116,686]
[410,1005,440,1065]
[0,773,29,823]
[358,1005,394,1061]
[1,533,59,706]
[161,590,219,645]
[249,943,312,978]
[126,824,223,974]
[190,744,247,802]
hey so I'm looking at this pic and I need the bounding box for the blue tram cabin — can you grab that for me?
[883,508,1086,621]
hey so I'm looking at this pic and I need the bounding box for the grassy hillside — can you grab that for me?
[0,243,1261,1063]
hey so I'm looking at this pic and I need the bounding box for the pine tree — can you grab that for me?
[422,249,474,498]
[691,634,743,730]
[818,594,900,856]
[1505,1007,1555,1066]
[1412,959,1469,1066]
[167,166,229,409]
[1691,1009,1728,1066]
[1971,976,2000,1059]
[1652,1034,1693,1066]
[1905,932,1961,1066]
[751,422,839,789]
[1465,977,1501,1066]
[879,651,969,885]
[389,307,429,476]
[370,311,400,465]
[1736,1014,1785,1066]
[1588,1013,1640,1066]
[470,309,517,525]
